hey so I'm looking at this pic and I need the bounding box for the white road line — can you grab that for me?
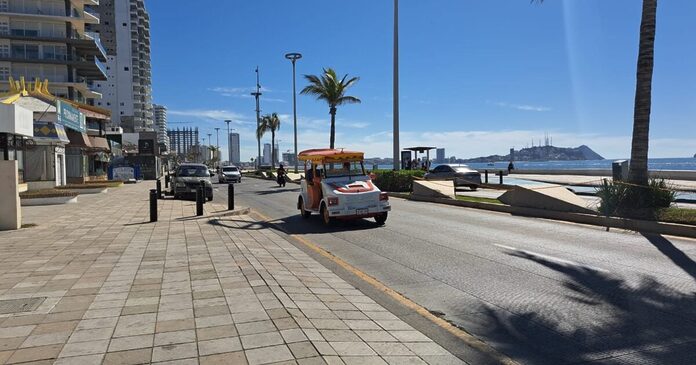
[494,244,610,273]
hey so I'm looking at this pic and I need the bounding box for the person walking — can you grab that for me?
[276,164,287,187]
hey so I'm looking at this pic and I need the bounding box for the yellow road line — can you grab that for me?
[252,210,519,365]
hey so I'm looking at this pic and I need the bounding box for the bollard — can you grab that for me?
[199,180,207,205]
[156,179,162,198]
[499,170,503,185]
[484,170,488,184]
[149,189,158,222]
[165,173,170,188]
[195,186,203,216]
[228,182,235,210]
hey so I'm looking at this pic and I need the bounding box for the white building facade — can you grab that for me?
[153,104,167,153]
[90,0,152,132]
[228,132,239,165]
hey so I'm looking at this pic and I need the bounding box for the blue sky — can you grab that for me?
[149,0,696,161]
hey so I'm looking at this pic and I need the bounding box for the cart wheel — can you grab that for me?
[321,204,334,226]
[374,213,388,225]
[299,198,311,219]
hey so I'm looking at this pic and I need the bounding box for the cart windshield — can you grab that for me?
[324,161,366,178]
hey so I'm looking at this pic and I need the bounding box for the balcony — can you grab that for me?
[0,53,107,80]
[0,6,98,26]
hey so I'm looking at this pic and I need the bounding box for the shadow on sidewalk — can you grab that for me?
[469,248,696,364]
[642,233,696,282]
[206,213,382,235]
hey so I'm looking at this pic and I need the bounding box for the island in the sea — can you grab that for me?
[463,145,604,163]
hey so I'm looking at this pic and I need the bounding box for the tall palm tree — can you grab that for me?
[257,113,281,169]
[533,0,657,187]
[300,68,361,149]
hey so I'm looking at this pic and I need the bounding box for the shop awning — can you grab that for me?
[88,136,110,151]
[66,130,92,148]
[32,122,70,144]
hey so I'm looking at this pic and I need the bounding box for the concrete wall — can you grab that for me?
[509,169,696,181]
[0,160,21,230]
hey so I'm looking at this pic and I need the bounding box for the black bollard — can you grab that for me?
[228,182,234,210]
[199,180,207,205]
[156,179,162,198]
[165,173,170,188]
[149,189,158,222]
[484,170,488,184]
[499,170,504,185]
[195,186,203,216]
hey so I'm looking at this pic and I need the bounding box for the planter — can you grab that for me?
[72,187,108,194]
[21,196,78,206]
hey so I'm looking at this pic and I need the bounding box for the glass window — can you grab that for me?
[324,161,365,178]
[0,67,9,80]
[0,44,8,58]
[11,44,25,58]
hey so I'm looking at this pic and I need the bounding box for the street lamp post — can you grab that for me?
[393,0,400,170]
[207,133,212,164]
[284,52,302,173]
[214,127,220,168]
[225,120,231,165]
[251,67,262,171]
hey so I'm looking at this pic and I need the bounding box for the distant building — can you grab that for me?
[168,127,199,159]
[154,105,168,153]
[282,152,297,167]
[436,148,445,163]
[263,143,271,165]
[228,133,240,165]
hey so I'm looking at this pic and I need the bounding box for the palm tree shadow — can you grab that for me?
[642,233,696,282]
[475,250,696,364]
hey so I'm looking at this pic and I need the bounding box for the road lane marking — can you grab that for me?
[494,244,610,273]
[251,210,519,365]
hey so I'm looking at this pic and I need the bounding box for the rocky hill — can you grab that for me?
[463,145,603,163]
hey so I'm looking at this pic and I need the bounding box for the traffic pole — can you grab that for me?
[149,189,158,222]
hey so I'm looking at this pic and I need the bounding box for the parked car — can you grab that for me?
[424,164,482,190]
[297,148,390,225]
[219,166,242,183]
[169,163,213,201]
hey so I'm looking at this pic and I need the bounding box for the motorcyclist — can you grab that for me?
[276,164,287,187]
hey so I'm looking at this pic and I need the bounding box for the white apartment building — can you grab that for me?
[228,132,239,165]
[89,0,152,132]
[153,103,167,153]
[262,143,271,165]
[0,0,107,102]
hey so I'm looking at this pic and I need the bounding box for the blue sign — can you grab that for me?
[56,100,85,133]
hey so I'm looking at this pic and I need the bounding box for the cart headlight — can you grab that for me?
[176,182,186,187]
[327,197,339,206]
[380,192,389,201]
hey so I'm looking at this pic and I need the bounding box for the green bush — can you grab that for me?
[372,170,425,192]
[596,178,676,220]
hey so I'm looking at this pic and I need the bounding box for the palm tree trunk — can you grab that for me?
[329,106,337,149]
[271,131,276,169]
[628,0,657,186]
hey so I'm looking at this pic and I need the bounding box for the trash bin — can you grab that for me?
[612,160,628,181]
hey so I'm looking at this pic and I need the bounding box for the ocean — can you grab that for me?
[376,158,696,171]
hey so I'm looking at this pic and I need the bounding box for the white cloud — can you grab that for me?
[208,86,285,102]
[494,101,551,112]
[168,109,250,123]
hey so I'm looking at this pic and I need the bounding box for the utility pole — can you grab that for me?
[207,133,212,164]
[214,127,220,168]
[225,120,231,165]
[285,52,302,173]
[392,0,400,170]
[251,67,262,170]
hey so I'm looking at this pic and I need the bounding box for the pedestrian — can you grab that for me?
[508,161,515,173]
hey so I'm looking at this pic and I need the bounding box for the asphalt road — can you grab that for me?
[212,179,696,365]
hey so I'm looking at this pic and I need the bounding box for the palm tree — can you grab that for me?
[257,113,281,169]
[533,0,657,186]
[300,68,361,149]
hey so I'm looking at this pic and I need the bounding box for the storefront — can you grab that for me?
[24,121,69,190]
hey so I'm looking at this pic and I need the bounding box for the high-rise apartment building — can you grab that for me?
[153,104,167,153]
[436,148,445,163]
[168,127,198,159]
[228,132,240,165]
[262,143,271,165]
[89,0,153,132]
[0,0,107,102]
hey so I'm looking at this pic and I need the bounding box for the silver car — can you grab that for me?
[424,164,482,190]
[170,163,214,200]
[219,166,242,183]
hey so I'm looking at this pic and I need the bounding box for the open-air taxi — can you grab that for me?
[297,149,390,225]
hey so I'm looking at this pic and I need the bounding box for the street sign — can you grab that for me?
[56,100,85,133]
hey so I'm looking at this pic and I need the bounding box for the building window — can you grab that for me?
[124,67,129,71]
[0,67,9,80]
[0,44,8,58]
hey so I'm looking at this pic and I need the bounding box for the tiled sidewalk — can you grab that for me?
[0,183,464,365]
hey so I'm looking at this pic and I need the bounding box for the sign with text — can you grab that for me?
[56,100,86,133]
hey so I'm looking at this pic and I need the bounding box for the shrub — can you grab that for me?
[596,178,676,220]
[372,170,425,192]
[20,189,78,199]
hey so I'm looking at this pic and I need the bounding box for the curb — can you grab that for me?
[389,193,696,239]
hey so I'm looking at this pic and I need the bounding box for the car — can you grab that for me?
[424,164,482,190]
[297,148,391,226]
[218,166,242,183]
[169,163,214,201]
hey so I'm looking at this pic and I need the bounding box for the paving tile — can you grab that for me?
[108,334,154,352]
[20,331,70,347]
[53,354,105,365]
[157,319,196,333]
[236,320,277,335]
[403,342,451,356]
[244,344,294,365]
[58,339,109,358]
[0,325,35,338]
[341,356,387,365]
[103,348,152,365]
[368,342,414,356]
[7,344,63,363]
[155,329,197,346]
[288,341,320,359]
[199,351,248,365]
[240,331,284,349]
[198,336,242,356]
[196,325,237,341]
[383,356,428,365]
[329,342,377,356]
[152,342,198,362]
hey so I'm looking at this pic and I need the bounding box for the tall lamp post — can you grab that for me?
[392,0,400,170]
[284,52,302,173]
[251,67,262,170]
[207,133,212,164]
[225,120,231,165]
[214,127,220,168]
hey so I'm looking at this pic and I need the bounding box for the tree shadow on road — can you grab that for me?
[255,187,300,195]
[642,233,696,282]
[269,214,382,235]
[474,249,696,364]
